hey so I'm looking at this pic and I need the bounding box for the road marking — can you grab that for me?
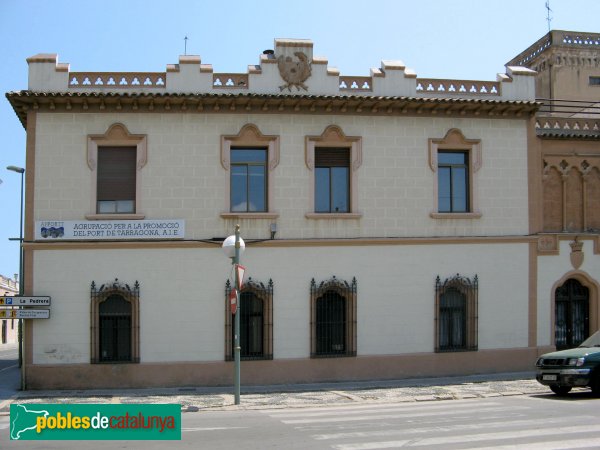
[264,398,493,415]
[470,437,600,450]
[311,415,595,440]
[0,364,17,373]
[268,400,500,418]
[332,424,600,449]
[280,405,530,424]
[0,395,18,412]
[182,427,249,432]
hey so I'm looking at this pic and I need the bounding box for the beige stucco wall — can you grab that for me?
[33,112,529,240]
[31,241,530,365]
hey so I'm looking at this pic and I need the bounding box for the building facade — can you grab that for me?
[0,274,19,344]
[507,30,600,352]
[6,34,599,389]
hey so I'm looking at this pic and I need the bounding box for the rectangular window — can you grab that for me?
[590,76,600,86]
[315,148,350,213]
[438,151,469,213]
[97,147,136,214]
[230,148,267,212]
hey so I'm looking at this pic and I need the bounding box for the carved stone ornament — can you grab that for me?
[538,235,558,253]
[570,237,584,270]
[278,52,312,91]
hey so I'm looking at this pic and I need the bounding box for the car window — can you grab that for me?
[579,330,600,347]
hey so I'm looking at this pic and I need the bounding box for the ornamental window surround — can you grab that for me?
[224,278,273,361]
[434,273,478,352]
[305,125,362,219]
[429,128,482,219]
[86,123,147,220]
[220,124,280,219]
[310,276,357,358]
[90,279,140,364]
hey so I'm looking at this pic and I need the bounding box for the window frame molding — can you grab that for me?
[224,277,273,361]
[305,125,363,219]
[434,273,478,353]
[86,123,147,220]
[428,128,482,219]
[90,278,140,364]
[220,124,280,219]
[310,275,357,358]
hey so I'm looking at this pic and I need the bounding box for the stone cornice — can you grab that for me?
[6,91,540,128]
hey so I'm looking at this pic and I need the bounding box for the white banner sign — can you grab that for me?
[35,220,185,240]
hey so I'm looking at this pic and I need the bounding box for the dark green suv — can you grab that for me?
[536,329,600,395]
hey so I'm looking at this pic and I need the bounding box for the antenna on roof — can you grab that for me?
[184,36,189,56]
[545,0,553,33]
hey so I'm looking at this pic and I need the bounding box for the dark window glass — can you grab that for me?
[230,148,267,212]
[438,151,469,213]
[590,76,600,86]
[439,288,466,351]
[555,279,589,350]
[315,148,350,213]
[97,147,136,214]
[316,292,346,355]
[232,292,264,359]
[99,294,132,362]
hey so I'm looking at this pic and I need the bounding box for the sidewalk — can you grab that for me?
[0,369,550,413]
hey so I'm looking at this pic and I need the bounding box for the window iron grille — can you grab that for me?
[310,276,357,358]
[435,274,478,352]
[225,278,273,361]
[555,279,589,350]
[91,279,140,363]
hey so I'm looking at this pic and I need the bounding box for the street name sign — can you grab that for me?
[0,309,50,319]
[0,296,51,306]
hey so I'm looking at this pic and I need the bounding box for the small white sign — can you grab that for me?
[35,220,185,241]
[0,309,50,319]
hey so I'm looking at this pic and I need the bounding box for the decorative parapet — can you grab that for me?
[24,38,536,101]
[68,72,166,88]
[416,79,500,96]
[506,30,600,67]
[212,73,249,89]
[536,117,600,139]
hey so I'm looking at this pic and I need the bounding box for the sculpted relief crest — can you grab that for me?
[277,52,312,91]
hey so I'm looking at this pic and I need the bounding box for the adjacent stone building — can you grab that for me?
[507,30,600,351]
[6,31,599,389]
[0,274,19,344]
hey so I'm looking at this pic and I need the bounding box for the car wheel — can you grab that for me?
[550,385,572,396]
[591,374,600,397]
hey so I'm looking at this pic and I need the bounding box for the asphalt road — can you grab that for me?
[2,392,600,449]
[0,346,18,372]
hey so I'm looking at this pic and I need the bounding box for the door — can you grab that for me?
[555,279,589,350]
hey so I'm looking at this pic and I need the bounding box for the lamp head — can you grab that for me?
[6,166,25,174]
[222,234,245,259]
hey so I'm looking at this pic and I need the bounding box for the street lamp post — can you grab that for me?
[222,224,245,405]
[6,166,24,377]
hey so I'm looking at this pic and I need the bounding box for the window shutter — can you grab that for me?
[97,147,136,201]
[315,148,350,167]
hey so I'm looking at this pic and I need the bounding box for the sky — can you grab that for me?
[0,0,599,279]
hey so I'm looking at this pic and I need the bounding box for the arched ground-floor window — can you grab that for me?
[310,276,357,358]
[225,278,273,361]
[91,279,140,363]
[435,274,478,352]
[555,279,589,350]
